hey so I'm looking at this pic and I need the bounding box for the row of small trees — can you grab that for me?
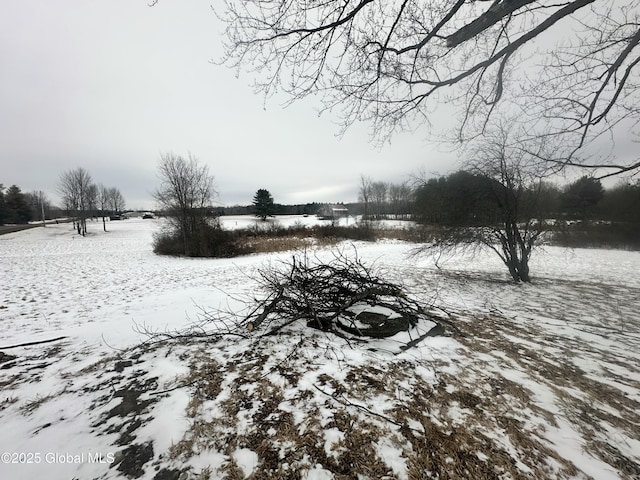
[358,177,413,220]
[1,177,126,231]
[58,167,125,235]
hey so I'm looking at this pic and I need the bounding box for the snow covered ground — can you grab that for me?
[219,214,355,229]
[1,217,639,479]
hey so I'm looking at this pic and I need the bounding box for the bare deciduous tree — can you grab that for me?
[216,0,640,177]
[154,153,217,256]
[25,190,51,226]
[358,175,373,222]
[58,167,95,236]
[388,182,413,219]
[107,187,126,214]
[97,184,110,232]
[370,181,389,220]
[418,125,551,282]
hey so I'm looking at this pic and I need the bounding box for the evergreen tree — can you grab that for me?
[562,176,605,219]
[252,189,275,221]
[4,185,32,224]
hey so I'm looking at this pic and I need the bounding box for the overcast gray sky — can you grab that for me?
[0,1,459,210]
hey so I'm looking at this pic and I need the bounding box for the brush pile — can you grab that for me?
[240,249,442,339]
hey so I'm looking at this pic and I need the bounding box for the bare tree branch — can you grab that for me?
[191,0,640,176]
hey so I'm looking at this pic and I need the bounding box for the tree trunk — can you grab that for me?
[505,259,520,283]
[505,256,531,283]
[518,257,531,282]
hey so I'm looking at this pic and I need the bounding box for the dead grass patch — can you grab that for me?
[219,459,245,480]
[116,309,639,480]
[0,374,21,389]
[20,393,57,415]
[184,357,224,417]
[243,236,323,254]
[449,312,640,479]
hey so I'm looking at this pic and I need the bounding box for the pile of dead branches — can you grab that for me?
[236,249,441,339]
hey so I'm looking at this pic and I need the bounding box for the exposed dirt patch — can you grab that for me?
[112,441,154,478]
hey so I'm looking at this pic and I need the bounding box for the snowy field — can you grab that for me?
[219,214,358,229]
[1,217,639,479]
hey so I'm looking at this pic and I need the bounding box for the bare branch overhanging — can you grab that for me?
[148,0,640,177]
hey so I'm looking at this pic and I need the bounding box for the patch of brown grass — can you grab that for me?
[0,374,21,389]
[243,236,318,254]
[449,313,639,479]
[20,393,57,415]
[137,313,639,480]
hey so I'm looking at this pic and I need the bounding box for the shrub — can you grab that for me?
[154,219,432,258]
[153,223,251,258]
[307,224,376,241]
[549,221,640,250]
[198,223,252,257]
[152,229,185,256]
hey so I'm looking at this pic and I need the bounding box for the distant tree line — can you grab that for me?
[216,202,326,217]
[213,175,639,228]
[357,159,639,282]
[0,184,60,226]
[413,174,640,225]
[412,169,640,281]
[1,170,128,232]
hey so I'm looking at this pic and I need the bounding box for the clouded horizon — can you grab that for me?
[1,1,460,210]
